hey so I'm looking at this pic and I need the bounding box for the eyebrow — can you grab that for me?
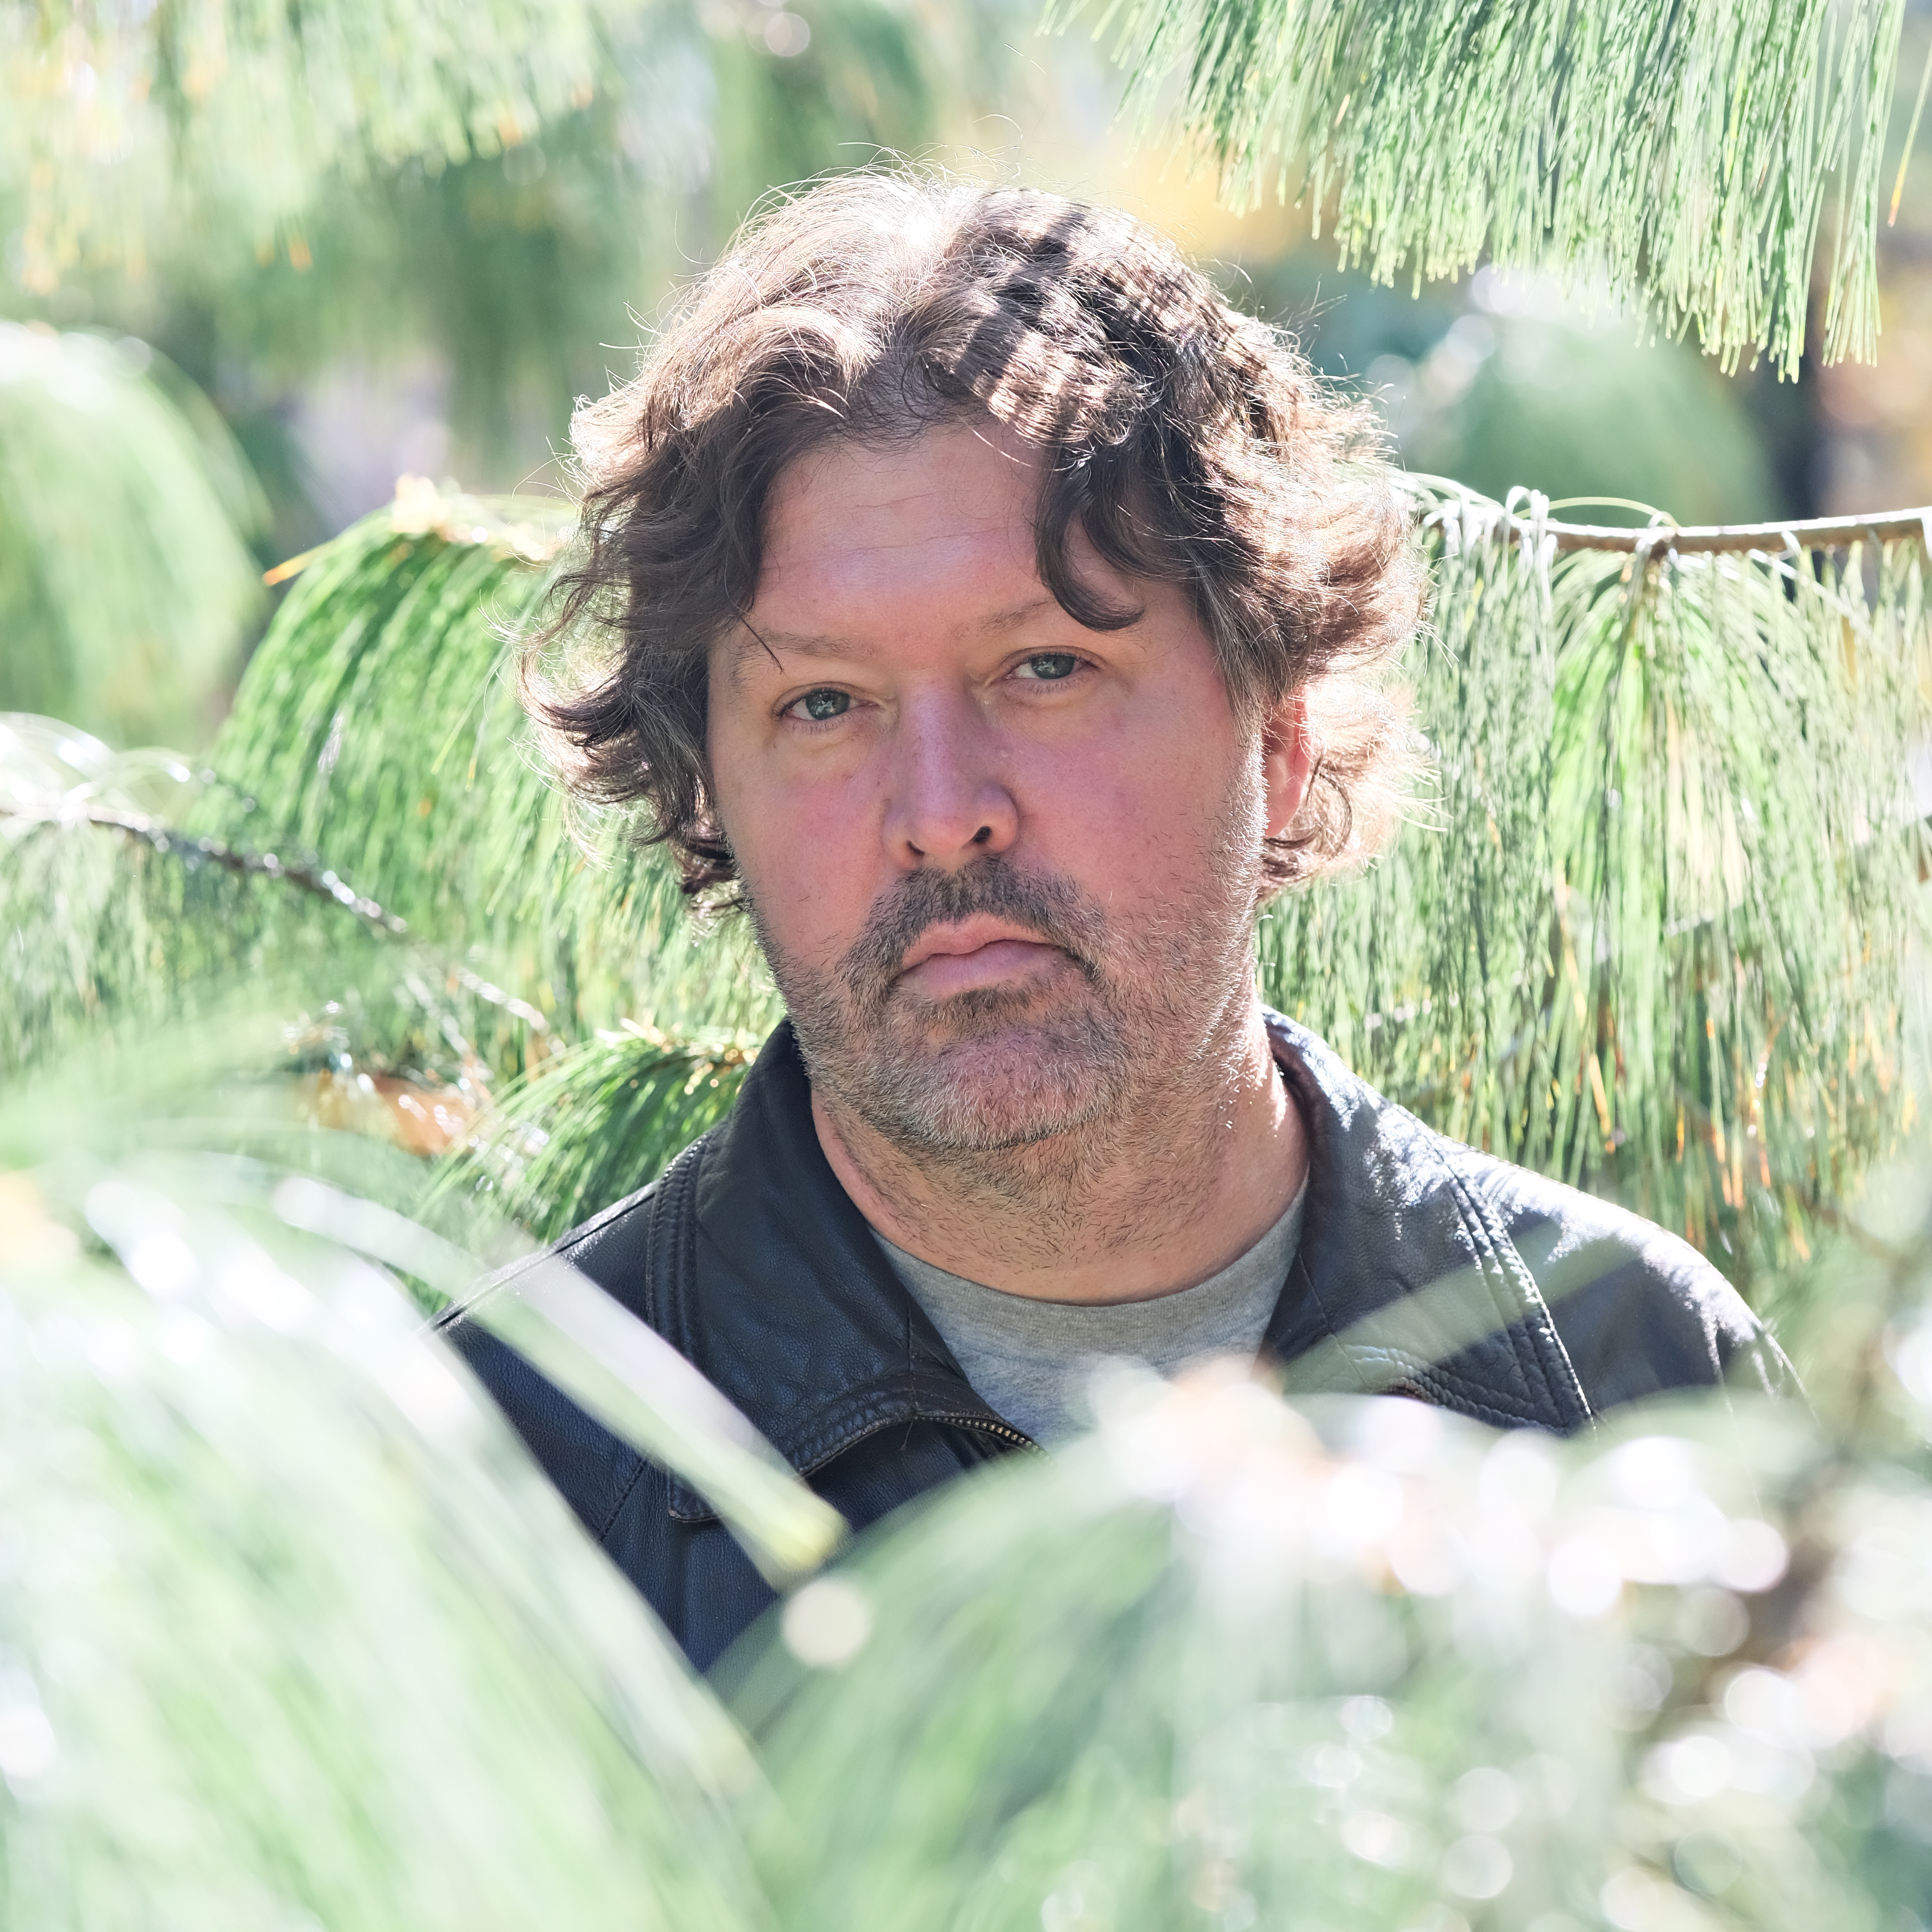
[729,596,1062,675]
[980,595,1058,632]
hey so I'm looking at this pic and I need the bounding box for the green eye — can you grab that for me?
[797,689,851,721]
[1020,653,1079,681]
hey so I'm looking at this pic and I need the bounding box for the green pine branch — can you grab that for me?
[433,1022,757,1247]
[1264,482,1932,1296]
[203,484,779,1080]
[1052,0,1916,373]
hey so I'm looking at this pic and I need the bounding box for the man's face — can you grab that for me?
[706,421,1306,1156]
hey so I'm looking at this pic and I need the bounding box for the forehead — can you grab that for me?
[739,424,1047,650]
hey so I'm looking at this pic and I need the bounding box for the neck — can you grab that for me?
[809,997,1308,1305]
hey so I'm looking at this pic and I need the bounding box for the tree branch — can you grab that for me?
[1418,495,1932,556]
[1,802,551,1033]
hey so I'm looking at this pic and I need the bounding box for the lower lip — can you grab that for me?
[900,939,1060,998]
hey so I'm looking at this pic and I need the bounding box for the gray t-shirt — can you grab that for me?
[873,1183,1307,1444]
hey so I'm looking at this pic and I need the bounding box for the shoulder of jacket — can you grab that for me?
[434,1130,716,1338]
[1445,1140,1726,1300]
[1436,1136,1796,1401]
[1264,1009,1793,1410]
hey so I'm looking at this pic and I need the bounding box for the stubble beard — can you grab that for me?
[746,793,1267,1214]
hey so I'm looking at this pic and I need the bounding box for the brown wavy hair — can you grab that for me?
[531,170,1424,903]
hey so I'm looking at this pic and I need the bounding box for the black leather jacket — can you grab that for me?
[445,1011,1791,1671]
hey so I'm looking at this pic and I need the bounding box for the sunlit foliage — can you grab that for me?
[1054,0,1916,373]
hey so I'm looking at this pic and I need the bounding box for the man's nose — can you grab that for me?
[880,693,1019,870]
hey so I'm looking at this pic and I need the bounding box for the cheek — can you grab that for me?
[710,724,880,958]
[1029,704,1257,911]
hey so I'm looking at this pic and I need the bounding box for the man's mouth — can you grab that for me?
[897,918,1063,999]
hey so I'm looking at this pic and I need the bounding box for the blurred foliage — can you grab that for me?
[1245,262,1792,529]
[1407,317,1782,530]
[0,0,609,291]
[2,0,1028,510]
[0,1142,773,1931]
[18,1009,1932,1926]
[0,324,264,748]
[1058,0,1914,375]
[738,1355,1932,1932]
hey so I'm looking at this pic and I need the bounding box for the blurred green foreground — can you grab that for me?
[11,1072,1932,1931]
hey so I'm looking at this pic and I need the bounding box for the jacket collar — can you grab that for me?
[654,1020,1009,1520]
[657,1012,1586,1520]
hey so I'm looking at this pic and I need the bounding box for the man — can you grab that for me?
[447,172,1790,1671]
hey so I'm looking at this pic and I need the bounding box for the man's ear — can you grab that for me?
[1260,689,1315,841]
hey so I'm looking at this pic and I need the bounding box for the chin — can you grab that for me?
[853,1013,1128,1155]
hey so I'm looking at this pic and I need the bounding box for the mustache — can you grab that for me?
[840,858,1105,1005]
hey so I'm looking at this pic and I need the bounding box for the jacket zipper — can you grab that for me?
[927,1410,1040,1453]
